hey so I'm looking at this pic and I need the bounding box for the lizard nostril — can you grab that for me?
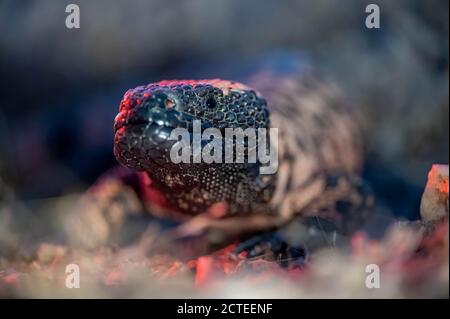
[206,97,217,109]
[164,98,176,109]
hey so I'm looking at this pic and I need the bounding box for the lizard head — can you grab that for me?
[113,79,274,215]
[114,79,270,171]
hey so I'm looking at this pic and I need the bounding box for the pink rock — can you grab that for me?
[420,164,449,223]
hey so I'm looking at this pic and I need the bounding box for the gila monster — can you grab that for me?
[68,73,373,260]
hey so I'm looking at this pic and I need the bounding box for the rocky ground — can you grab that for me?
[0,166,448,298]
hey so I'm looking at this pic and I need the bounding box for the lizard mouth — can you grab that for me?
[113,103,210,172]
[114,120,150,133]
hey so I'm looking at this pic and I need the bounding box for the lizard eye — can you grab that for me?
[164,98,176,109]
[205,96,217,109]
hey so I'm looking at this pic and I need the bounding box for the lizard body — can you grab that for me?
[69,74,372,253]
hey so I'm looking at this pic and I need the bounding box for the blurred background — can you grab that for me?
[0,0,448,220]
